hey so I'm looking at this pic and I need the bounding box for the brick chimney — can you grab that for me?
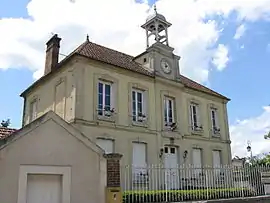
[44,34,61,75]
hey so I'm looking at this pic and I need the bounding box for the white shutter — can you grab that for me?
[132,143,147,183]
[192,149,202,167]
[96,139,114,154]
[212,150,221,167]
[192,149,202,175]
[132,143,146,167]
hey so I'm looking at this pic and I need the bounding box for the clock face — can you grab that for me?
[161,59,171,74]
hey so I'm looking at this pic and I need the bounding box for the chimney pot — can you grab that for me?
[44,34,61,75]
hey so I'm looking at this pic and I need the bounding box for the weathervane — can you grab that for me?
[154,4,157,14]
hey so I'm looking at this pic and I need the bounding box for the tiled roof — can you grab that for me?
[0,127,17,140]
[74,40,229,100]
[75,41,154,77]
[21,39,229,100]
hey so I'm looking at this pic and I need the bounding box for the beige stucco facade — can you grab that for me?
[21,54,232,167]
[0,112,106,203]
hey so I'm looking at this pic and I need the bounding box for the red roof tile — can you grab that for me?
[0,127,17,140]
[75,41,154,77]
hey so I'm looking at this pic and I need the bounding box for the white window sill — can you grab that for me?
[97,115,116,122]
[191,128,204,135]
[131,120,148,128]
[212,132,221,138]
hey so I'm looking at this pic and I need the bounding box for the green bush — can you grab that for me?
[123,188,255,203]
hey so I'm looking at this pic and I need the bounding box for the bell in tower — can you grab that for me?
[141,5,172,48]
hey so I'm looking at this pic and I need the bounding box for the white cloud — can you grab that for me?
[230,106,270,158]
[212,44,229,71]
[234,24,246,39]
[0,0,270,82]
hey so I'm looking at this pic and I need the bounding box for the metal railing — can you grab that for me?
[121,164,270,203]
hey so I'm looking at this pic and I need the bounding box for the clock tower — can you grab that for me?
[134,5,181,81]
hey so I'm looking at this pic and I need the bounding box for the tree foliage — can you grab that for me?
[264,131,270,140]
[249,153,270,166]
[0,119,10,128]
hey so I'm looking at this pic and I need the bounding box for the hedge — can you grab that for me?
[123,188,256,203]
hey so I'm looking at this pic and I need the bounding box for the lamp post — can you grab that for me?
[247,140,253,165]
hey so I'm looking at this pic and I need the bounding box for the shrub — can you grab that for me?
[123,188,255,203]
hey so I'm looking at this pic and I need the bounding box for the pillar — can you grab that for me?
[104,153,123,203]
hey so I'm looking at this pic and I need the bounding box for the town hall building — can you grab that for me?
[20,7,232,177]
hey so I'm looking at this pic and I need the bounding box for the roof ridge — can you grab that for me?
[80,40,135,59]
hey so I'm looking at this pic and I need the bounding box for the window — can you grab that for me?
[29,99,37,122]
[98,81,113,117]
[132,89,146,122]
[190,103,201,130]
[96,138,114,154]
[210,108,220,134]
[164,97,175,125]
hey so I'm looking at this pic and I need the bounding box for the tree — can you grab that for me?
[264,131,270,140]
[1,119,10,128]
[248,153,270,166]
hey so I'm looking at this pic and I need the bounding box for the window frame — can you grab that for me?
[132,88,146,123]
[210,107,220,135]
[128,83,149,127]
[190,102,202,131]
[94,74,118,123]
[97,80,114,118]
[164,96,175,126]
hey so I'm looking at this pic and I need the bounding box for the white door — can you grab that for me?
[164,146,179,189]
[26,174,62,203]
[192,148,202,177]
[132,143,147,184]
[96,139,114,154]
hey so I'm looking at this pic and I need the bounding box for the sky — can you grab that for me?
[1,0,270,158]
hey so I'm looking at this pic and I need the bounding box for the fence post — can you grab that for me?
[104,153,123,203]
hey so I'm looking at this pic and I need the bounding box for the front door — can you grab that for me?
[164,146,179,189]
